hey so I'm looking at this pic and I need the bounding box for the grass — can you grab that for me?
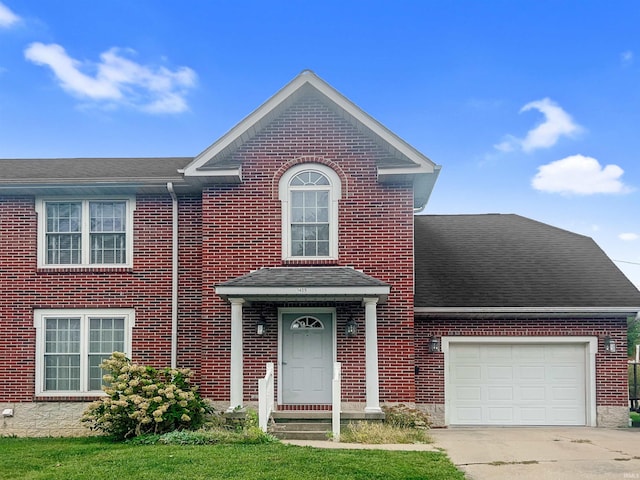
[340,421,431,444]
[0,436,464,480]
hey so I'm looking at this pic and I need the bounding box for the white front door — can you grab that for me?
[280,310,334,404]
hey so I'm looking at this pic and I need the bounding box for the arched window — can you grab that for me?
[279,164,341,260]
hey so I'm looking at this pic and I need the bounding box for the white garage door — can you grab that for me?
[448,343,586,425]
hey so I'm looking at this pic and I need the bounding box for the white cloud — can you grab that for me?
[24,42,197,113]
[621,50,634,66]
[0,2,19,28]
[531,154,632,195]
[495,98,582,153]
[619,233,639,241]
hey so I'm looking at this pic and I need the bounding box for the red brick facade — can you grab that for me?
[196,95,415,403]
[0,76,633,431]
[415,316,628,408]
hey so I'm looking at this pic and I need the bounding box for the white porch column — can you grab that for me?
[228,298,245,412]
[363,297,382,413]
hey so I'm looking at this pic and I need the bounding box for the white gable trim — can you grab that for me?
[183,71,438,178]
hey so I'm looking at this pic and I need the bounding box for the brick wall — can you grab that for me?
[0,194,175,402]
[414,315,628,408]
[196,92,416,404]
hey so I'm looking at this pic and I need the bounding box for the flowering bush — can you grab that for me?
[82,352,210,439]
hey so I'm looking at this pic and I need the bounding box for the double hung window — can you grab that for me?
[34,309,134,395]
[37,198,134,267]
[279,164,341,260]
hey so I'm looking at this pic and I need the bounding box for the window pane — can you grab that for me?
[47,233,81,264]
[44,318,81,390]
[90,202,126,233]
[46,203,81,233]
[45,355,80,391]
[88,318,125,390]
[90,233,126,264]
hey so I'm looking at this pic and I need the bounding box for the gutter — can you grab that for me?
[167,182,179,368]
[414,306,640,318]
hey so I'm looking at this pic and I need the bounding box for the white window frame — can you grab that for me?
[279,164,341,260]
[35,196,136,268]
[34,308,135,397]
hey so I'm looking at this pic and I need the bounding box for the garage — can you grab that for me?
[446,340,590,426]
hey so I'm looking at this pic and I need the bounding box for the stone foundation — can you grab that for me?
[597,405,629,428]
[416,404,445,427]
[0,402,90,437]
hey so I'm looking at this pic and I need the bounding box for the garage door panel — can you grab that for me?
[487,407,514,423]
[455,386,482,401]
[487,386,513,401]
[519,385,546,401]
[453,365,482,380]
[449,342,586,426]
[519,365,546,381]
[487,365,513,381]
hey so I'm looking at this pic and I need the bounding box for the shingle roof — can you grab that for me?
[414,214,640,309]
[218,267,389,288]
[215,267,391,303]
[0,157,192,182]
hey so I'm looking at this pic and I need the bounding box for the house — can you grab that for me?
[1,71,639,436]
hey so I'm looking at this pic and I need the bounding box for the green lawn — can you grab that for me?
[0,437,463,480]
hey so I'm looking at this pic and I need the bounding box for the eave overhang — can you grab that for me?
[415,306,640,318]
[183,71,441,209]
[215,266,390,304]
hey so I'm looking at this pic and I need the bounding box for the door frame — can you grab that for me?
[277,307,337,405]
[442,336,597,427]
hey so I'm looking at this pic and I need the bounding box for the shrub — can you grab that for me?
[82,352,211,440]
[382,404,431,430]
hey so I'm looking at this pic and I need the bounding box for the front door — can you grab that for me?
[280,310,334,404]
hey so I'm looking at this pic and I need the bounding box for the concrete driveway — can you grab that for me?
[430,427,640,480]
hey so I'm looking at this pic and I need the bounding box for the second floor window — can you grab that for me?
[279,164,341,260]
[37,197,135,268]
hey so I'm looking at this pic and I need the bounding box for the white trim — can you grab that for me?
[277,307,336,405]
[184,71,437,177]
[33,308,135,397]
[442,336,597,427]
[416,306,640,316]
[279,163,341,261]
[215,285,390,301]
[35,196,136,269]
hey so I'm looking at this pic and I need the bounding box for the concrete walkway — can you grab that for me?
[430,427,640,480]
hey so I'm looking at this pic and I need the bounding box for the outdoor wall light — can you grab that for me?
[604,335,616,353]
[428,336,441,353]
[256,314,267,337]
[345,317,358,337]
[2,409,13,417]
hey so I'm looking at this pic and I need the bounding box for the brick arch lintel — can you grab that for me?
[271,156,348,200]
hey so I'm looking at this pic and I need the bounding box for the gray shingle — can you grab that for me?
[218,267,389,288]
[414,214,640,308]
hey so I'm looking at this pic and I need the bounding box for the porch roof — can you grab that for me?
[215,267,390,303]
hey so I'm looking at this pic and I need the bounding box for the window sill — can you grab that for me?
[35,394,105,402]
[282,259,340,266]
[37,266,134,274]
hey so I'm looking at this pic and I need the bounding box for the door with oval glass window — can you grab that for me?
[280,311,334,404]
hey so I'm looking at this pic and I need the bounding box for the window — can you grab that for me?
[279,164,341,260]
[34,309,135,396]
[36,197,135,268]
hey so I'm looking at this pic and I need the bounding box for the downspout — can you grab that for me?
[167,182,178,368]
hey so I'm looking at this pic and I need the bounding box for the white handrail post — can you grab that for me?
[258,362,274,432]
[332,361,341,442]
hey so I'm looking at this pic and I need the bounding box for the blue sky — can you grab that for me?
[1,1,639,288]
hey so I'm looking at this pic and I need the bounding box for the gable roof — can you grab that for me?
[414,214,640,315]
[183,70,441,210]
